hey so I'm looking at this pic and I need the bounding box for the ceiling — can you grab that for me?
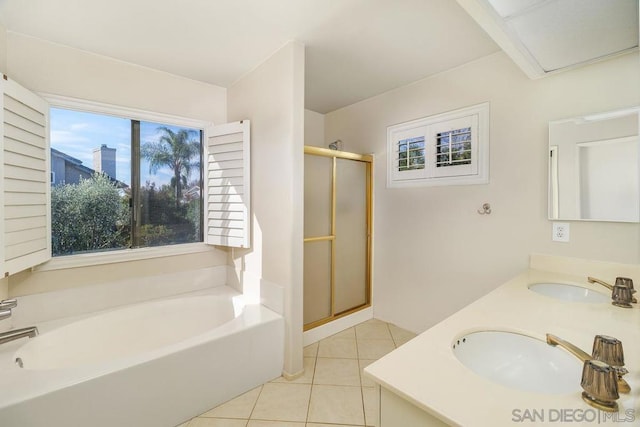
[459,0,639,78]
[2,1,634,113]
[0,0,500,113]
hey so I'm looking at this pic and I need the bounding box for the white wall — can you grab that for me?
[6,32,226,123]
[325,51,640,333]
[0,23,7,74]
[3,32,230,297]
[304,109,325,147]
[227,42,305,377]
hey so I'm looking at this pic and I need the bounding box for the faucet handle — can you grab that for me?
[592,335,631,393]
[615,277,637,303]
[581,359,619,412]
[615,277,635,292]
[612,284,633,308]
[592,335,625,367]
[0,299,17,310]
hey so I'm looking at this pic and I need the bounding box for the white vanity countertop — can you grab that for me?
[365,268,640,426]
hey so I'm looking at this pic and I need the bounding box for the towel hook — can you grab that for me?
[477,203,491,215]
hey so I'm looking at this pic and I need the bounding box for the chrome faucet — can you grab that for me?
[587,277,637,306]
[0,299,17,321]
[0,299,17,310]
[0,326,39,345]
[0,298,40,345]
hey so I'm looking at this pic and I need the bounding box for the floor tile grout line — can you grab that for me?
[305,352,319,424]
[386,321,399,348]
[357,323,371,427]
[360,371,367,427]
[246,383,264,422]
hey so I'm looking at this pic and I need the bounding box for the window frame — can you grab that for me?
[387,102,489,188]
[38,94,215,271]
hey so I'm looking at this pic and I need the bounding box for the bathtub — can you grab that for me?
[0,287,284,427]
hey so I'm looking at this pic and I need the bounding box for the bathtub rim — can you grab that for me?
[14,292,243,371]
[0,286,283,409]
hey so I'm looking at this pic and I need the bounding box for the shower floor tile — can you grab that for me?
[181,319,416,427]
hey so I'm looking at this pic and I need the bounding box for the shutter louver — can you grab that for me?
[1,76,51,276]
[205,120,250,248]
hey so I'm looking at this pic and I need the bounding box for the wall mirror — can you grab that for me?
[549,107,640,222]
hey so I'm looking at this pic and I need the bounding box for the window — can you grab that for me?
[398,136,425,171]
[0,83,249,274]
[387,103,489,187]
[49,107,203,256]
[436,128,471,168]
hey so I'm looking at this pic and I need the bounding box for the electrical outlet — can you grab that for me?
[552,222,570,242]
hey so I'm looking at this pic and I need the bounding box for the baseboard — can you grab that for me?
[303,306,373,346]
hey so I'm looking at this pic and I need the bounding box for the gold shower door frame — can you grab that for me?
[303,145,373,331]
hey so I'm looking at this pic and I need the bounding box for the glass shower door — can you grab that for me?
[303,154,333,325]
[303,147,372,330]
[334,158,368,314]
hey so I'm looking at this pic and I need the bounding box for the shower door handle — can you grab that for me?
[303,235,335,243]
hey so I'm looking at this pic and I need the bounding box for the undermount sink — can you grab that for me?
[528,283,609,303]
[453,331,582,394]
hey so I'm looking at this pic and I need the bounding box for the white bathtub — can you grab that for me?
[0,287,284,427]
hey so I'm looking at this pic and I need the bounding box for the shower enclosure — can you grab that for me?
[303,146,372,330]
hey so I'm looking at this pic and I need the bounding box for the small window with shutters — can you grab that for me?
[387,102,489,187]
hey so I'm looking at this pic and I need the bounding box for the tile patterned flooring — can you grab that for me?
[178,319,417,427]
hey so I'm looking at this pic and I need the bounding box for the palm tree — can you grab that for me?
[141,127,200,209]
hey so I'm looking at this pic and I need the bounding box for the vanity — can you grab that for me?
[364,105,640,426]
[364,254,640,426]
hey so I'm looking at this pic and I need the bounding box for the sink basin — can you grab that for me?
[453,331,582,394]
[529,283,609,303]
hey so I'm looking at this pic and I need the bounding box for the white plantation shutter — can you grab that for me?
[387,102,489,187]
[430,115,477,178]
[0,75,51,276]
[205,120,250,248]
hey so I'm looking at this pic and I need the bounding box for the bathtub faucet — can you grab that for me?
[0,326,39,345]
[0,298,17,320]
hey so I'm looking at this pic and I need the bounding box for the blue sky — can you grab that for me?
[50,108,201,187]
